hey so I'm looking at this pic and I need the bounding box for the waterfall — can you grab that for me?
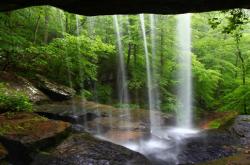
[149,14,161,112]
[75,15,84,90]
[85,16,102,134]
[85,16,101,134]
[176,13,193,129]
[113,15,130,105]
[57,10,74,94]
[58,10,73,89]
[87,17,96,37]
[150,14,156,64]
[139,14,161,134]
[75,15,92,130]
[113,15,131,129]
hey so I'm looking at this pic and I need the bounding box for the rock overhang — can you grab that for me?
[0,0,250,16]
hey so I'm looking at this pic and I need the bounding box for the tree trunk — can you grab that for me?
[2,52,10,71]
[104,28,108,43]
[44,8,49,43]
[234,54,239,78]
[236,39,247,114]
[65,14,69,33]
[33,13,41,44]
[133,44,137,66]
[126,43,132,70]
[160,28,164,76]
[4,12,12,27]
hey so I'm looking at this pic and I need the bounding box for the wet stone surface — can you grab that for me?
[144,131,239,165]
[34,75,76,101]
[36,104,98,124]
[177,133,237,164]
[0,112,71,164]
[32,133,150,165]
[229,115,250,145]
[33,101,249,165]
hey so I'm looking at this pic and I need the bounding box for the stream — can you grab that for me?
[36,100,238,165]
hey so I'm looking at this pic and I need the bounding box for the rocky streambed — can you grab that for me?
[34,100,250,165]
[0,111,150,165]
[0,100,250,165]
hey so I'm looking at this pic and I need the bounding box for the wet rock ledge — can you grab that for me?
[0,112,71,164]
[32,133,150,165]
[34,75,76,101]
[0,112,150,165]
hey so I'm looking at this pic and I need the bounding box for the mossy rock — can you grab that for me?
[198,153,250,165]
[201,111,238,130]
[0,71,49,104]
[0,112,71,164]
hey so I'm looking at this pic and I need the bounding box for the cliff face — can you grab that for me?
[0,0,250,16]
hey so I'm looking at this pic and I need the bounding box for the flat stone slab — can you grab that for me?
[0,112,71,163]
[0,112,70,145]
[32,133,150,165]
[36,104,98,124]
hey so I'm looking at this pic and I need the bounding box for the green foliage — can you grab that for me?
[207,9,249,114]
[0,83,33,112]
[160,93,177,113]
[1,6,250,115]
[208,9,249,35]
[36,34,114,88]
[114,103,140,110]
[192,55,222,109]
[220,85,250,114]
[208,120,221,129]
[9,31,115,90]
[79,89,93,100]
[94,84,113,103]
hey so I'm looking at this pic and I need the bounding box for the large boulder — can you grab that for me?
[0,0,250,16]
[34,75,76,101]
[32,133,150,165]
[177,131,238,164]
[0,72,49,103]
[147,130,239,165]
[0,112,71,164]
[229,115,250,145]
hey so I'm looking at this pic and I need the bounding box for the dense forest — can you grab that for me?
[1,7,249,115]
[0,5,250,165]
